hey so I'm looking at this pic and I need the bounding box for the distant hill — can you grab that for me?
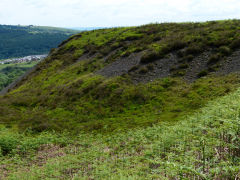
[0,25,79,59]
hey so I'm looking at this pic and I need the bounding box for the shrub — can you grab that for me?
[158,46,171,56]
[128,65,139,72]
[99,46,112,56]
[147,63,154,70]
[178,63,189,69]
[230,39,240,49]
[153,35,161,41]
[110,42,120,50]
[207,64,220,72]
[184,55,194,62]
[211,38,231,47]
[0,135,18,155]
[218,46,231,56]
[169,66,177,72]
[140,51,162,64]
[124,34,143,41]
[172,70,186,77]
[185,44,203,55]
[176,50,184,58]
[139,67,148,74]
[121,51,131,57]
[207,53,221,65]
[168,40,187,51]
[197,70,208,77]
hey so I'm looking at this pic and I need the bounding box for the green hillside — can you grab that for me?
[0,25,78,59]
[0,20,240,179]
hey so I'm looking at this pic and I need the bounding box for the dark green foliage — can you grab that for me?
[146,63,154,70]
[172,70,186,77]
[218,46,231,56]
[0,134,18,155]
[128,65,139,72]
[138,66,148,74]
[184,44,203,56]
[178,63,189,69]
[184,54,194,62]
[197,70,208,77]
[207,53,222,65]
[208,64,220,72]
[140,50,162,63]
[168,40,187,51]
[230,38,240,49]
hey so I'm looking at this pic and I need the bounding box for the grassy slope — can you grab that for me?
[2,20,240,133]
[0,87,239,179]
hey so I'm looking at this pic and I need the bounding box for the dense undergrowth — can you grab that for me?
[0,86,239,179]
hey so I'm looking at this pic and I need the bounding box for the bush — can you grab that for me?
[211,38,231,47]
[178,63,189,69]
[184,55,194,62]
[168,40,187,51]
[169,66,177,72]
[121,51,131,57]
[139,67,148,74]
[147,63,154,70]
[230,39,240,49]
[140,51,162,63]
[197,70,208,77]
[207,64,220,72]
[124,34,143,41]
[185,44,203,55]
[176,50,184,58]
[218,46,231,56]
[207,53,221,65]
[128,65,139,72]
[172,70,186,77]
[0,135,18,155]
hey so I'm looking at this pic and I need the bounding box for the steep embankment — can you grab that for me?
[2,20,240,133]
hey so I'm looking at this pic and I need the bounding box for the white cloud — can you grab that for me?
[0,0,239,27]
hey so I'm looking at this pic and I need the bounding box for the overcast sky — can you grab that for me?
[0,0,240,28]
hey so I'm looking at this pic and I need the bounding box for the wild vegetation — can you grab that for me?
[0,20,240,179]
[0,25,78,59]
[0,87,240,179]
[0,61,38,91]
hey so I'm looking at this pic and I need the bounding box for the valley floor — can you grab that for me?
[0,86,239,179]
